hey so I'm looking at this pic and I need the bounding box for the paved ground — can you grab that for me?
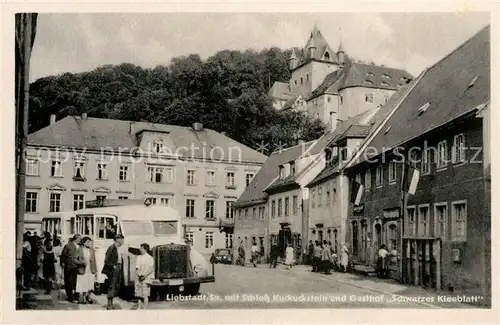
[27,263,485,310]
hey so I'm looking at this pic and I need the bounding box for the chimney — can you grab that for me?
[81,112,88,119]
[50,114,56,125]
[192,122,203,131]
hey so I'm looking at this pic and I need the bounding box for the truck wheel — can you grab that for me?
[183,283,200,296]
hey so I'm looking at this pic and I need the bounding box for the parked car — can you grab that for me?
[212,248,233,264]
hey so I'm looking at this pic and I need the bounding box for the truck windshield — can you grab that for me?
[152,221,178,236]
[121,221,152,236]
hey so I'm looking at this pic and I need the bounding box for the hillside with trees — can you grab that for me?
[28,48,326,154]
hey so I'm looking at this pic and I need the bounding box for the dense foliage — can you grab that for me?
[29,48,326,154]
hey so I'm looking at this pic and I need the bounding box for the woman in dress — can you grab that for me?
[341,243,350,273]
[135,243,154,309]
[284,243,294,270]
[52,237,63,289]
[41,239,57,294]
[75,237,97,304]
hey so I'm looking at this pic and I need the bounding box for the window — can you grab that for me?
[388,224,398,253]
[409,149,420,168]
[294,80,297,85]
[279,165,285,179]
[259,207,266,220]
[311,189,316,208]
[50,160,63,177]
[186,199,195,218]
[25,192,38,212]
[153,139,164,153]
[205,200,215,219]
[340,147,348,161]
[376,165,383,186]
[73,161,85,179]
[27,159,39,176]
[271,200,276,218]
[292,195,298,215]
[157,197,170,206]
[365,170,371,189]
[407,207,416,236]
[365,93,374,103]
[324,52,330,60]
[437,141,448,169]
[278,198,283,217]
[205,232,214,248]
[118,196,128,200]
[327,96,331,102]
[187,170,196,185]
[73,194,85,211]
[389,161,397,183]
[119,165,129,181]
[452,201,467,241]
[290,162,296,176]
[226,172,235,188]
[252,207,256,219]
[318,186,323,207]
[418,205,430,236]
[340,95,344,104]
[185,232,194,245]
[300,77,303,84]
[422,149,431,174]
[434,203,448,239]
[238,210,242,220]
[452,134,465,164]
[244,208,249,219]
[203,170,215,186]
[49,192,62,212]
[225,233,233,249]
[284,197,290,216]
[326,185,330,206]
[226,201,234,219]
[96,195,106,202]
[355,174,362,184]
[306,74,309,82]
[97,163,108,180]
[245,173,254,186]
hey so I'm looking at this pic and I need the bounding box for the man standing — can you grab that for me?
[377,244,390,278]
[237,241,245,266]
[307,240,314,265]
[250,241,259,267]
[102,234,125,310]
[60,234,81,302]
[312,241,322,272]
[269,241,279,268]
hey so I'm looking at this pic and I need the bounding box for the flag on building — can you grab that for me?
[350,181,364,205]
[402,163,420,195]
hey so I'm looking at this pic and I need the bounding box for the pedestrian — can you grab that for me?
[284,243,294,270]
[102,234,125,310]
[237,241,245,266]
[53,237,63,289]
[135,243,154,309]
[269,241,279,268]
[41,238,57,294]
[321,241,332,274]
[377,244,390,278]
[76,237,97,304]
[21,238,33,289]
[341,243,350,273]
[61,234,81,302]
[307,240,314,265]
[312,241,322,272]
[250,241,259,267]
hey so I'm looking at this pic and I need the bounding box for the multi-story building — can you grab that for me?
[24,115,267,254]
[268,26,413,130]
[344,25,490,297]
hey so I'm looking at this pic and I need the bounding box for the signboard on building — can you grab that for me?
[383,208,400,220]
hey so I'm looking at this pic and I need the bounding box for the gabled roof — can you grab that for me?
[268,81,292,101]
[28,116,268,164]
[309,63,413,100]
[235,141,315,207]
[352,25,490,166]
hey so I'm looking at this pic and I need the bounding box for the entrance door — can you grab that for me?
[318,230,323,243]
[402,238,442,290]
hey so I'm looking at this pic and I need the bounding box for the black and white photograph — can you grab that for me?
[4,5,497,322]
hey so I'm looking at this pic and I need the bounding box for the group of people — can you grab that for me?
[307,240,350,274]
[20,230,155,310]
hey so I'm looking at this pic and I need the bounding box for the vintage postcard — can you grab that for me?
[1,2,498,324]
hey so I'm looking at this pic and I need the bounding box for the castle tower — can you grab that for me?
[337,41,345,67]
[289,48,298,70]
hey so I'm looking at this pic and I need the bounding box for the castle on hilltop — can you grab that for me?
[268,26,413,130]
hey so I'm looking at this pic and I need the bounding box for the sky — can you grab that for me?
[29,12,490,82]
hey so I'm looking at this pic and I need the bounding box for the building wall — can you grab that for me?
[339,87,395,121]
[268,188,302,236]
[346,118,488,292]
[307,94,341,128]
[290,61,339,98]
[23,145,262,255]
[233,202,268,262]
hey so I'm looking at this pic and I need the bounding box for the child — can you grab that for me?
[135,243,154,309]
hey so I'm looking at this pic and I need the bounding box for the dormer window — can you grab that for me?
[290,161,296,176]
[279,165,285,180]
[154,139,164,153]
[340,147,349,161]
[382,73,391,79]
[365,93,374,103]
[380,81,390,87]
[324,52,330,61]
[364,80,374,85]
[367,72,375,77]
